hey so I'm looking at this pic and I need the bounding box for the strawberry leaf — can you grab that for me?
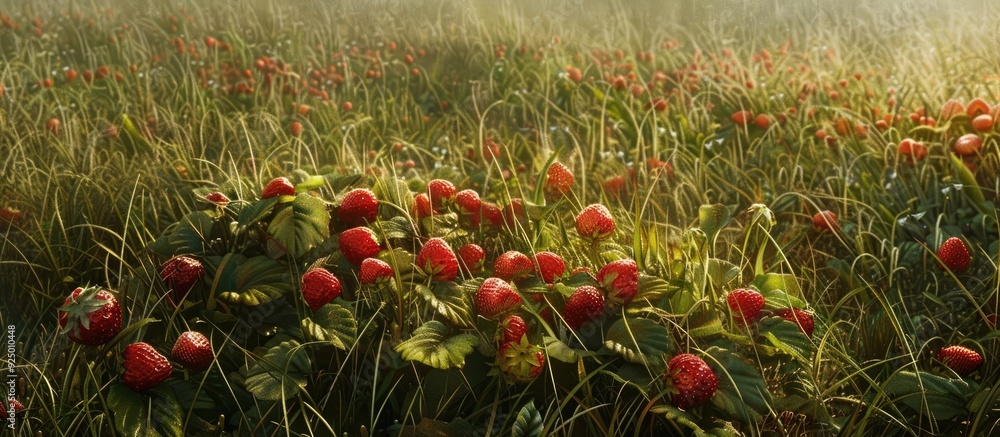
[267,193,330,259]
[149,210,218,257]
[705,346,772,422]
[883,370,973,420]
[759,316,814,362]
[394,321,479,370]
[214,255,293,306]
[234,197,281,232]
[109,382,184,437]
[649,404,705,435]
[244,340,311,400]
[698,204,736,242]
[604,317,674,369]
[511,400,544,437]
[544,335,580,363]
[416,281,478,329]
[301,300,357,350]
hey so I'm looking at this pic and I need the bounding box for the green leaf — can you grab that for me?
[634,275,679,302]
[244,340,311,400]
[109,383,184,437]
[214,255,294,306]
[604,317,674,368]
[394,321,479,369]
[301,301,357,349]
[377,247,417,276]
[883,370,973,420]
[511,400,544,437]
[707,258,740,288]
[949,153,987,211]
[235,197,281,232]
[759,316,813,362]
[704,346,772,423]
[544,335,580,363]
[687,317,724,339]
[149,211,218,257]
[753,273,802,299]
[267,193,330,258]
[296,175,327,191]
[649,405,706,435]
[698,204,736,241]
[372,215,415,240]
[416,281,478,329]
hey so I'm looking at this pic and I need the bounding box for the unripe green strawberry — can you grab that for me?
[575,204,615,241]
[171,331,214,372]
[301,268,342,311]
[415,238,459,281]
[563,285,605,331]
[58,286,122,346]
[475,277,522,320]
[261,176,295,199]
[666,353,718,409]
[936,345,983,376]
[122,342,172,392]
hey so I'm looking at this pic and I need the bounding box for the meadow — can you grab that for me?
[1,0,999,435]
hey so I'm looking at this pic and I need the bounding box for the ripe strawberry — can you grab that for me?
[502,198,528,229]
[497,339,546,383]
[359,258,393,284]
[339,188,379,226]
[0,206,22,223]
[575,204,615,241]
[415,238,459,281]
[597,259,638,305]
[301,268,342,311]
[122,342,173,392]
[937,237,971,273]
[936,345,983,376]
[0,398,24,420]
[339,227,381,266]
[454,189,481,216]
[171,331,213,372]
[544,162,575,201]
[261,176,295,199]
[726,288,765,325]
[458,243,486,274]
[812,210,838,231]
[776,308,815,338]
[953,133,982,156]
[666,353,718,409]
[971,114,994,132]
[413,192,436,219]
[160,255,204,302]
[427,179,456,209]
[966,98,990,118]
[533,251,566,284]
[46,117,60,135]
[897,139,927,162]
[479,202,504,229]
[563,285,605,331]
[494,250,534,281]
[289,121,303,137]
[731,110,753,126]
[500,314,528,343]
[475,277,522,320]
[204,191,230,206]
[58,286,122,346]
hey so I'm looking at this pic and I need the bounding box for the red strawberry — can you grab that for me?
[171,331,213,372]
[454,189,481,216]
[0,206,23,223]
[427,179,456,209]
[937,237,971,273]
[415,238,459,281]
[953,133,983,156]
[666,353,718,409]
[812,210,838,231]
[289,121,303,137]
[458,243,486,274]
[475,277,522,320]
[502,198,528,229]
[597,259,638,305]
[726,288,765,325]
[500,314,528,343]
[936,345,983,376]
[122,342,173,392]
[493,250,534,281]
[261,177,295,199]
[0,398,24,420]
[575,204,615,241]
[563,285,605,331]
[359,258,393,284]
[544,162,575,201]
[413,192,436,219]
[339,227,381,266]
[533,251,566,284]
[58,286,122,346]
[339,188,379,226]
[204,191,230,206]
[497,339,546,383]
[301,268,342,311]
[776,308,815,338]
[160,255,204,303]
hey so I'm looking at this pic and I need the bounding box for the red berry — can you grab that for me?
[454,189,481,216]
[502,198,528,229]
[500,314,528,343]
[575,204,615,241]
[171,331,213,372]
[0,398,24,420]
[413,193,436,219]
[339,227,381,266]
[427,179,456,209]
[496,340,545,382]
[58,286,122,346]
[359,258,393,284]
[936,345,983,376]
[261,177,295,199]
[563,285,605,331]
[493,250,534,281]
[726,288,765,325]
[475,277,522,320]
[122,342,173,392]
[937,237,971,273]
[731,110,753,125]
[204,191,230,206]
[289,121,303,137]
[544,162,575,201]
[160,255,204,303]
[953,134,982,156]
[667,353,718,409]
[533,251,566,284]
[776,308,814,338]
[339,188,379,226]
[812,210,838,231]
[597,259,639,305]
[415,238,459,282]
[458,243,486,274]
[301,268,342,311]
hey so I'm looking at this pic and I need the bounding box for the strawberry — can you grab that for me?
[171,331,213,372]
[413,192,436,219]
[936,345,983,376]
[533,251,566,284]
[666,353,718,409]
[204,191,230,206]
[339,227,381,266]
[937,237,971,273]
[731,110,753,126]
[544,162,575,201]
[726,288,765,326]
[502,198,528,229]
[500,314,528,343]
[0,206,22,223]
[58,286,122,346]
[301,268,342,311]
[497,339,546,383]
[575,204,615,241]
[480,202,504,229]
[563,285,605,331]
[415,238,459,281]
[776,308,815,338]
[953,133,982,156]
[475,277,522,320]
[812,210,838,231]
[493,250,534,281]
[289,121,303,137]
[458,243,486,274]
[339,188,379,226]
[427,179,456,209]
[160,255,204,303]
[261,176,295,199]
[454,189,481,216]
[597,259,638,305]
[0,398,24,420]
[966,98,990,118]
[122,342,173,392]
[359,258,393,284]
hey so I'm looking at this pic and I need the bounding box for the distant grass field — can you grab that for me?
[1,0,999,435]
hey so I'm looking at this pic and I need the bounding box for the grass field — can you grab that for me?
[2,0,999,435]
